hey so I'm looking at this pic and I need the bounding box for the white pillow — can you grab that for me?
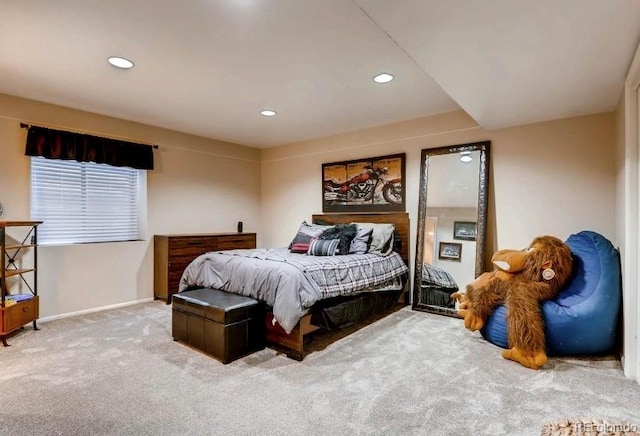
[352,223,395,254]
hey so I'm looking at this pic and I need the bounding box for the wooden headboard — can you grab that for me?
[311,212,410,265]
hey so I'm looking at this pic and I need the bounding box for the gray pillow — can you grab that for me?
[352,223,395,254]
[349,226,373,254]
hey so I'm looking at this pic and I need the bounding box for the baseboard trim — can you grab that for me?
[38,298,155,323]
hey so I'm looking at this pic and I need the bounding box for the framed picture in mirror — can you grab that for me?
[453,221,477,241]
[438,242,462,261]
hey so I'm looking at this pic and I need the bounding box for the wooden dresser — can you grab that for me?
[153,233,256,303]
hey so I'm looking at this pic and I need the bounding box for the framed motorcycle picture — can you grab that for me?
[322,153,406,212]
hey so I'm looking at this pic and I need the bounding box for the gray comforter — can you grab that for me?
[179,248,408,334]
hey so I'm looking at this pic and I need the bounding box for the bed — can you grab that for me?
[420,263,459,308]
[178,212,410,359]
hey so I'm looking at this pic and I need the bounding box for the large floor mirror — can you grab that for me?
[413,141,490,316]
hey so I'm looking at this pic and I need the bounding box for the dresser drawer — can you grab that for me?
[169,237,217,254]
[216,234,256,250]
[1,296,39,334]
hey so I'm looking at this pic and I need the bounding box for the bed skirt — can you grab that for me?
[420,285,457,308]
[310,283,406,330]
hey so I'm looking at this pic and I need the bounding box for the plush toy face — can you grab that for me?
[490,235,573,292]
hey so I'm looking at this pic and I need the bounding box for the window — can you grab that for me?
[30,157,143,244]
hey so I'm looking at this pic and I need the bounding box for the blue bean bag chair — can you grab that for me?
[481,231,621,356]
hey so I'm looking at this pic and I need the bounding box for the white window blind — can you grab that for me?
[30,157,141,244]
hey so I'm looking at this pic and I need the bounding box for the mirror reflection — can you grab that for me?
[413,141,490,316]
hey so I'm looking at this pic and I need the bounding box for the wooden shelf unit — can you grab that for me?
[1,220,42,346]
[154,232,256,303]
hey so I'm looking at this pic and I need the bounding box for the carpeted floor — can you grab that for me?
[1,302,639,436]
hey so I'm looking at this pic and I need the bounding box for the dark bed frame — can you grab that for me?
[264,212,410,360]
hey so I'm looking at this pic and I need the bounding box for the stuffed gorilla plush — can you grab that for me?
[452,236,573,370]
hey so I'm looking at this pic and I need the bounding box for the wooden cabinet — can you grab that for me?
[154,233,256,303]
[1,221,42,346]
[1,296,39,333]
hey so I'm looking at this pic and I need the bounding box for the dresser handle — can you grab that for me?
[22,307,29,313]
[187,242,204,246]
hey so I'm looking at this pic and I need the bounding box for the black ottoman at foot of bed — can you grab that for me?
[172,288,265,363]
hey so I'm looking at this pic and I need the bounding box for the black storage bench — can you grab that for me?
[172,288,265,363]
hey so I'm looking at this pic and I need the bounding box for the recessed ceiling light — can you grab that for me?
[460,155,473,163]
[107,56,134,69]
[260,110,277,117]
[373,72,394,84]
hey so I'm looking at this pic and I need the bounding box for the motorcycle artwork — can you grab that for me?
[322,154,405,212]
[323,166,401,204]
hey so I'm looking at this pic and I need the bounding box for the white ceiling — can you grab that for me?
[1,1,639,148]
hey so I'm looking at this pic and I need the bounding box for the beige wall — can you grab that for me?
[0,94,617,320]
[489,113,615,247]
[261,110,616,282]
[0,93,261,318]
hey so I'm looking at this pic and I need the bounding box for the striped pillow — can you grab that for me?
[307,239,340,256]
[289,221,333,253]
[290,233,317,253]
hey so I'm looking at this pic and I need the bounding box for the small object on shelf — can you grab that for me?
[5,294,34,302]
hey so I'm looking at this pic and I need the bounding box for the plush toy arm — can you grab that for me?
[467,281,506,320]
[456,278,507,331]
[452,271,496,312]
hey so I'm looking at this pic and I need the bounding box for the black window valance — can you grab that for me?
[24,125,154,170]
